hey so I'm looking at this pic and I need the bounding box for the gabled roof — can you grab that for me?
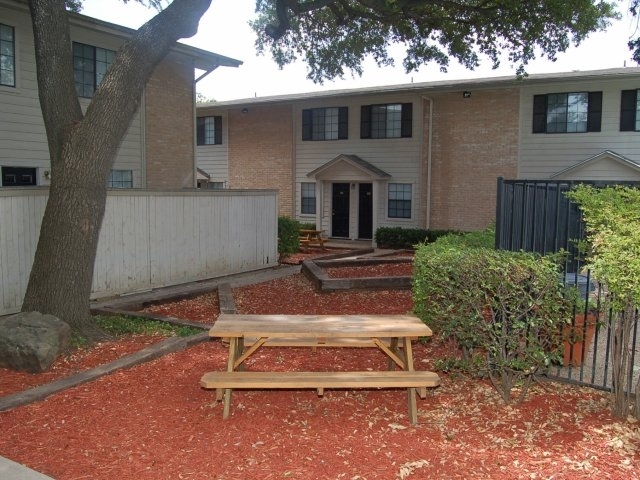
[202,67,640,107]
[67,12,242,73]
[197,168,210,180]
[307,154,392,180]
[550,150,640,179]
[3,1,242,72]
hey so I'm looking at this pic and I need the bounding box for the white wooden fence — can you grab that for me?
[0,188,278,315]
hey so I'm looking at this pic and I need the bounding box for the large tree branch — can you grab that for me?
[265,0,503,39]
[29,0,83,162]
[77,0,212,181]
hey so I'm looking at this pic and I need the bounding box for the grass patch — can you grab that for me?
[94,314,202,338]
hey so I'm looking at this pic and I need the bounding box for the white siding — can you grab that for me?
[0,4,144,185]
[519,75,640,179]
[196,112,229,186]
[0,189,278,315]
[295,93,424,236]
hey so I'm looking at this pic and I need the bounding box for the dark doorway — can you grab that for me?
[332,183,350,237]
[358,183,373,239]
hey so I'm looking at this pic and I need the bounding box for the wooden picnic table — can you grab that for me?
[299,229,326,249]
[200,314,440,424]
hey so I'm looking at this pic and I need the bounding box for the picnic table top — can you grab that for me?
[209,313,432,339]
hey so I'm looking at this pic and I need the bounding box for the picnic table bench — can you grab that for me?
[299,229,326,249]
[200,314,440,424]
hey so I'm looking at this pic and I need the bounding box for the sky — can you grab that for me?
[80,0,640,102]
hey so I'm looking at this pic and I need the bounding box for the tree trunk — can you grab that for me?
[22,0,212,339]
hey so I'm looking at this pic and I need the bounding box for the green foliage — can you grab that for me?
[251,1,619,83]
[413,236,570,403]
[298,222,316,231]
[374,227,455,249]
[428,225,496,250]
[278,216,300,262]
[94,315,201,337]
[566,185,640,311]
[565,185,640,419]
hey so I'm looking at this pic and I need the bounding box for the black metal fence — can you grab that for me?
[494,178,639,393]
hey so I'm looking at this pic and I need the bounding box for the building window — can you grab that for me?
[1,166,36,186]
[532,92,602,133]
[620,89,640,131]
[108,169,133,188]
[73,42,115,98]
[361,103,412,139]
[208,182,225,189]
[197,116,222,145]
[388,183,411,218]
[0,23,15,87]
[301,182,316,214]
[302,107,348,140]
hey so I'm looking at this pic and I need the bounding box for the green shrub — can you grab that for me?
[374,227,457,249]
[298,222,316,231]
[413,236,570,403]
[278,216,300,262]
[566,185,640,419]
[429,225,495,250]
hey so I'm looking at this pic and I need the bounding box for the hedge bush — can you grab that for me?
[412,233,570,403]
[374,227,456,249]
[277,216,300,262]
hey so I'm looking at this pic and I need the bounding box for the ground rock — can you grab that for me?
[0,312,71,373]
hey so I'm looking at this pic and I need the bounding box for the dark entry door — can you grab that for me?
[332,183,350,238]
[358,183,373,239]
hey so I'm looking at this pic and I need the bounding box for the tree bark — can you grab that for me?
[22,0,212,338]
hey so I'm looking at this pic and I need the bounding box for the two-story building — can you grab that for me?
[197,68,640,238]
[0,0,241,190]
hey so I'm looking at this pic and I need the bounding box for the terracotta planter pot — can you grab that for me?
[563,313,597,367]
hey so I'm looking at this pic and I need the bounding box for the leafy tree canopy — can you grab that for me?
[250,0,623,82]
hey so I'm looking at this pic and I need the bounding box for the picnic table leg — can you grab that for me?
[388,337,399,370]
[222,337,240,419]
[403,336,419,424]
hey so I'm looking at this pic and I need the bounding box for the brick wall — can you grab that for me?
[144,52,195,188]
[228,104,293,216]
[427,89,519,231]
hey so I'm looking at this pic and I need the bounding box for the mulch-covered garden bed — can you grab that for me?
[1,260,639,479]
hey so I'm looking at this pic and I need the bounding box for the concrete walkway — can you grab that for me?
[0,457,54,480]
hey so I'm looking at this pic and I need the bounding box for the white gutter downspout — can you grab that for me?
[422,96,434,229]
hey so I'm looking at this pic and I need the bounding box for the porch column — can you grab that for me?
[372,180,381,248]
[315,179,323,233]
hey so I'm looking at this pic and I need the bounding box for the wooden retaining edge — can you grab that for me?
[301,259,411,291]
[217,283,237,314]
[0,332,210,412]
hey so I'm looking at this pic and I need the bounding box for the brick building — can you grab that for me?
[197,68,640,238]
[0,0,241,190]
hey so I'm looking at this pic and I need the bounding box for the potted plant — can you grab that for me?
[563,295,599,367]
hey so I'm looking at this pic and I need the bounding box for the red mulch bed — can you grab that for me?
[325,263,413,278]
[1,263,639,479]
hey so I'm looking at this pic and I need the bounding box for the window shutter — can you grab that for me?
[338,107,348,139]
[587,92,602,132]
[196,117,205,145]
[620,90,637,131]
[360,105,371,138]
[213,116,222,144]
[532,95,547,133]
[401,103,413,137]
[302,109,312,140]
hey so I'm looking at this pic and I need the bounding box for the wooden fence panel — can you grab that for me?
[0,189,278,315]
